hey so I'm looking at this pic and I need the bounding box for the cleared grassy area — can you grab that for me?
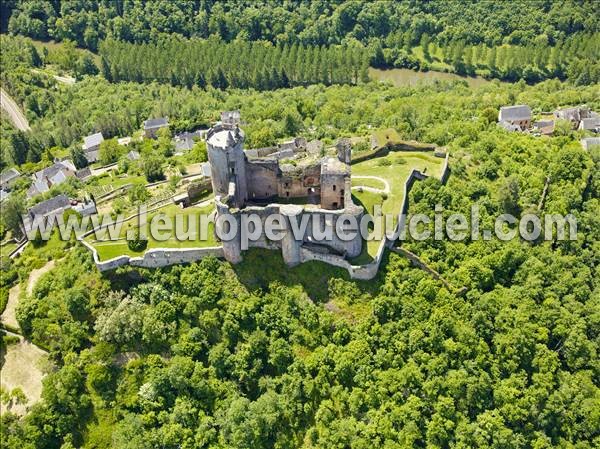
[91,173,146,189]
[352,151,443,215]
[372,128,403,147]
[350,151,445,262]
[29,38,101,66]
[86,202,218,261]
[351,177,387,191]
[1,241,18,263]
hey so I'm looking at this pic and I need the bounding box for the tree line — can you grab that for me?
[3,1,599,86]
[99,38,369,90]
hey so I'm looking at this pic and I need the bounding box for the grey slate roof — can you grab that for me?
[27,179,50,198]
[579,117,600,131]
[127,150,140,160]
[143,117,169,130]
[28,194,70,217]
[83,132,104,150]
[33,160,76,182]
[0,168,21,185]
[175,137,195,152]
[581,137,600,150]
[498,105,532,122]
[75,167,92,180]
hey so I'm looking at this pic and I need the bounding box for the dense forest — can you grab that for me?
[1,2,599,448]
[2,50,600,446]
[1,82,599,447]
[2,0,600,85]
[99,38,369,90]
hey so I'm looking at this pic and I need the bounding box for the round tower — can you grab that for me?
[206,123,247,208]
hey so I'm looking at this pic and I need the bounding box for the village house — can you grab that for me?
[22,194,71,235]
[498,105,532,131]
[554,105,592,125]
[23,194,96,235]
[532,119,555,136]
[581,137,600,151]
[173,130,205,153]
[0,167,21,190]
[578,117,600,133]
[126,150,140,161]
[143,117,169,138]
[27,160,77,198]
[82,132,104,163]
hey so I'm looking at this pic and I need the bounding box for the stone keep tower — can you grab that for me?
[206,123,248,208]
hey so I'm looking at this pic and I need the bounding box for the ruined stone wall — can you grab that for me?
[351,140,438,164]
[81,239,224,272]
[300,207,363,258]
[320,172,346,209]
[277,163,321,199]
[439,152,450,184]
[246,160,279,200]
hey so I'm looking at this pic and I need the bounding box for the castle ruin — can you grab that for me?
[206,116,364,266]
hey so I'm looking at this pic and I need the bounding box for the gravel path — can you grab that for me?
[351,175,391,194]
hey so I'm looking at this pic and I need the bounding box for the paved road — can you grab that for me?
[0,88,30,131]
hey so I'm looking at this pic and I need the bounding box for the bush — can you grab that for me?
[128,231,148,252]
[377,159,392,167]
[3,335,20,346]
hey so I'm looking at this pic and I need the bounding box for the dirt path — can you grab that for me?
[1,261,55,415]
[1,260,56,331]
[0,88,30,131]
[31,69,76,85]
[351,175,390,194]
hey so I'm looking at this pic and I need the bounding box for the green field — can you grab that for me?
[86,202,218,261]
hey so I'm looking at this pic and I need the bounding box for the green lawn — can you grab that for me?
[0,241,18,263]
[86,202,218,261]
[352,151,443,215]
[350,151,445,261]
[351,177,387,191]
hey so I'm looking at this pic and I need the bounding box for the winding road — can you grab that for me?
[0,88,30,131]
